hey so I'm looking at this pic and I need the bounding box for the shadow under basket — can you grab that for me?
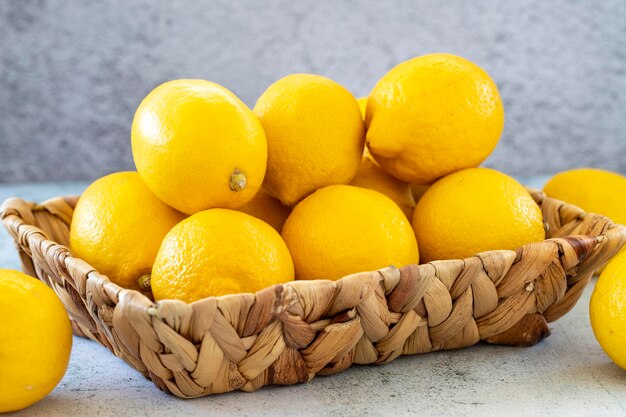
[1,190,625,398]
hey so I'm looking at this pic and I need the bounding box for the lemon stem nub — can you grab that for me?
[138,274,152,291]
[230,169,247,192]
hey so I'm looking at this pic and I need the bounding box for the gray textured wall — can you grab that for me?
[1,0,625,183]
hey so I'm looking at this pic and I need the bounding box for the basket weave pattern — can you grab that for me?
[1,191,625,397]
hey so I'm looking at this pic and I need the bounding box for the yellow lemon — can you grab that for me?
[0,270,72,413]
[543,168,626,225]
[357,96,367,119]
[544,168,626,271]
[366,53,504,184]
[349,148,415,219]
[70,172,185,291]
[238,190,291,233]
[590,251,626,370]
[254,74,364,206]
[413,168,545,262]
[151,209,294,302]
[282,185,419,281]
[132,79,267,214]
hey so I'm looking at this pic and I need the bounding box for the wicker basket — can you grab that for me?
[1,190,625,398]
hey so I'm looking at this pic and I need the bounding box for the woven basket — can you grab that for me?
[1,190,625,398]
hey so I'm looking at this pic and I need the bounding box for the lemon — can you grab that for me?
[590,251,626,370]
[282,185,419,281]
[238,190,291,233]
[151,209,294,302]
[413,168,545,262]
[543,168,626,225]
[254,74,364,206]
[132,79,267,214]
[544,168,626,271]
[366,53,504,184]
[349,148,415,219]
[357,96,367,119]
[70,172,185,290]
[0,270,72,413]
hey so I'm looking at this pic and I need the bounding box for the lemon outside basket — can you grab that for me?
[1,190,625,398]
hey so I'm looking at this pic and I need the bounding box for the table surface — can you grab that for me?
[1,178,625,417]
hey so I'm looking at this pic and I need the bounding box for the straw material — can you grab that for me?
[1,190,625,397]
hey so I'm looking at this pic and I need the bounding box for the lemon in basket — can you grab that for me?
[238,190,291,233]
[0,270,72,413]
[281,185,419,280]
[590,250,626,370]
[70,172,185,291]
[365,53,504,185]
[412,168,545,262]
[132,79,267,214]
[253,74,364,206]
[150,209,294,302]
[349,148,415,219]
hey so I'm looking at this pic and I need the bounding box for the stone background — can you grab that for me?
[1,0,625,183]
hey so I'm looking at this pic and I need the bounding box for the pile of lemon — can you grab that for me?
[70,53,542,302]
[67,53,626,371]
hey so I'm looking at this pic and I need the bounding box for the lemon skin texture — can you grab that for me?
[282,185,419,281]
[132,79,267,214]
[70,171,185,291]
[254,74,364,206]
[590,251,626,370]
[238,190,291,233]
[412,168,545,262]
[0,270,72,413]
[151,209,294,303]
[366,53,504,185]
[349,149,415,220]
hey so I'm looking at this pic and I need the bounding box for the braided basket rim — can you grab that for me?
[1,189,625,398]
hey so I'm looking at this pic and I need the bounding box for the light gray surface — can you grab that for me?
[1,1,626,183]
[1,179,626,417]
